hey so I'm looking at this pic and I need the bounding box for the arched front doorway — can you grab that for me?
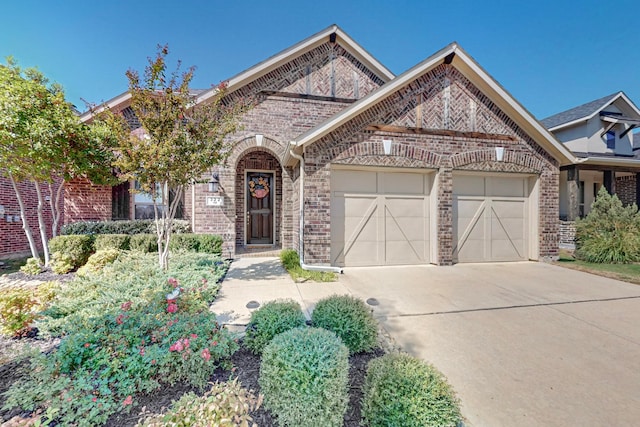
[235,149,283,248]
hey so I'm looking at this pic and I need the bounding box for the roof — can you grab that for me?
[196,24,394,104]
[540,92,640,130]
[290,42,576,166]
[81,24,394,122]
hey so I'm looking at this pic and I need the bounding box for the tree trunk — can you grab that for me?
[49,181,64,238]
[8,172,40,262]
[34,182,51,266]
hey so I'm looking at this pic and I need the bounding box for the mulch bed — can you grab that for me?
[1,339,384,427]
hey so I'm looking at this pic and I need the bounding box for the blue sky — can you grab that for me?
[2,0,638,119]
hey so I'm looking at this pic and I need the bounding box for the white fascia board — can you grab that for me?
[452,49,576,165]
[549,92,624,132]
[79,91,131,123]
[296,44,457,148]
[576,156,640,167]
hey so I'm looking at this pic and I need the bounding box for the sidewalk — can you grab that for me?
[210,257,351,331]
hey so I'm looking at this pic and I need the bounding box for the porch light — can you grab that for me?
[208,173,220,193]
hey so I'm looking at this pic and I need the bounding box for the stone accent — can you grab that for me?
[0,175,63,258]
[559,220,576,247]
[303,64,559,265]
[615,174,637,206]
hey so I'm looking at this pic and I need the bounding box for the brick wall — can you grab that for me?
[64,177,112,224]
[1,174,62,258]
[559,220,576,247]
[186,42,385,255]
[304,64,560,265]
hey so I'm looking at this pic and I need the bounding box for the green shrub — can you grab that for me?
[129,234,158,252]
[244,299,307,354]
[312,294,378,354]
[19,257,42,275]
[51,252,75,274]
[362,353,462,427]
[137,379,261,426]
[49,235,94,270]
[169,234,200,252]
[576,187,640,263]
[94,234,130,250]
[280,248,299,270]
[5,252,235,426]
[196,234,223,255]
[77,249,121,277]
[259,327,349,427]
[61,219,191,236]
[0,288,39,337]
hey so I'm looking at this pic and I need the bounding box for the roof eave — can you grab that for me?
[79,91,131,123]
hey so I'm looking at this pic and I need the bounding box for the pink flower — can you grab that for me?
[151,359,156,365]
[120,301,132,311]
[92,397,97,402]
[169,344,176,352]
[212,340,218,346]
[123,395,133,406]
[190,334,198,339]
[116,314,125,325]
[84,343,90,348]
[139,348,145,356]
[168,277,178,288]
[183,338,190,348]
[201,348,211,361]
[167,303,178,313]
[201,278,208,285]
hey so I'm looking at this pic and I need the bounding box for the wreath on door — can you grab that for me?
[249,176,270,199]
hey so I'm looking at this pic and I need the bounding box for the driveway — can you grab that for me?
[339,262,640,427]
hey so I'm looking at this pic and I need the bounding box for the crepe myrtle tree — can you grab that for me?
[0,58,115,266]
[102,44,250,269]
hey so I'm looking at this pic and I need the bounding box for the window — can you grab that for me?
[578,180,585,217]
[111,182,130,220]
[606,130,616,149]
[134,181,165,219]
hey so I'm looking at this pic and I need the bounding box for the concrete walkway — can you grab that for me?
[210,257,352,330]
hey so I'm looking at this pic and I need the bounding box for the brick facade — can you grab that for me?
[64,177,112,224]
[615,174,637,206]
[304,65,559,265]
[0,175,62,258]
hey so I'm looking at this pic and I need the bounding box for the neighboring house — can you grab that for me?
[541,92,640,220]
[70,24,577,267]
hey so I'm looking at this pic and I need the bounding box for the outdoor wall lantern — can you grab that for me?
[208,173,220,193]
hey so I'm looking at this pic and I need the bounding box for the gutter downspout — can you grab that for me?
[289,149,343,274]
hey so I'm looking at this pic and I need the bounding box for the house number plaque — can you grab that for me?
[206,196,224,207]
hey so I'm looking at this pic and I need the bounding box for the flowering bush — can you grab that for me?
[4,252,235,426]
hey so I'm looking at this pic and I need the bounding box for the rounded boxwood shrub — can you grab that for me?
[259,327,349,427]
[77,249,121,277]
[49,235,94,270]
[311,294,378,354]
[94,234,130,251]
[362,353,462,427]
[244,299,306,354]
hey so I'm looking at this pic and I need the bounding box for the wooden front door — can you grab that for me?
[246,172,274,244]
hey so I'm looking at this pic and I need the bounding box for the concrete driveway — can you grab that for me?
[339,262,640,427]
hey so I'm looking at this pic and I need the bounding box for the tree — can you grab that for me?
[0,58,114,266]
[103,45,249,269]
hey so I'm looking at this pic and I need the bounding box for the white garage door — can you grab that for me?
[331,169,432,267]
[453,174,531,263]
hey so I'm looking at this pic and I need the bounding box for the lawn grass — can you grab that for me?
[555,249,640,285]
[280,249,337,282]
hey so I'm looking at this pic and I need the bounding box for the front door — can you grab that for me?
[246,172,274,245]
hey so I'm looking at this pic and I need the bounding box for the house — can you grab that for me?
[541,92,640,221]
[64,24,580,268]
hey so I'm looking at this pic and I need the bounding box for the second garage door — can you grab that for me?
[453,174,533,263]
[331,168,433,267]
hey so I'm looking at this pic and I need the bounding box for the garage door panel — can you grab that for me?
[332,170,377,193]
[385,240,425,264]
[331,169,432,267]
[382,172,426,194]
[453,175,531,263]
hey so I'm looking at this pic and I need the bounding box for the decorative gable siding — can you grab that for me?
[303,64,559,264]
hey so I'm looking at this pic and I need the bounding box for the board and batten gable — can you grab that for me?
[300,57,564,266]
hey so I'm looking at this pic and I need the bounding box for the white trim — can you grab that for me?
[244,169,277,246]
[79,91,131,122]
[575,156,640,167]
[547,92,640,132]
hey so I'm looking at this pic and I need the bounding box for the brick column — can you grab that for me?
[437,165,453,265]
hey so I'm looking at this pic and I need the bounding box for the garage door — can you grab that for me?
[331,169,432,266]
[453,174,531,263]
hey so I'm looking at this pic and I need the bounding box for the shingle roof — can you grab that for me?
[540,92,621,129]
